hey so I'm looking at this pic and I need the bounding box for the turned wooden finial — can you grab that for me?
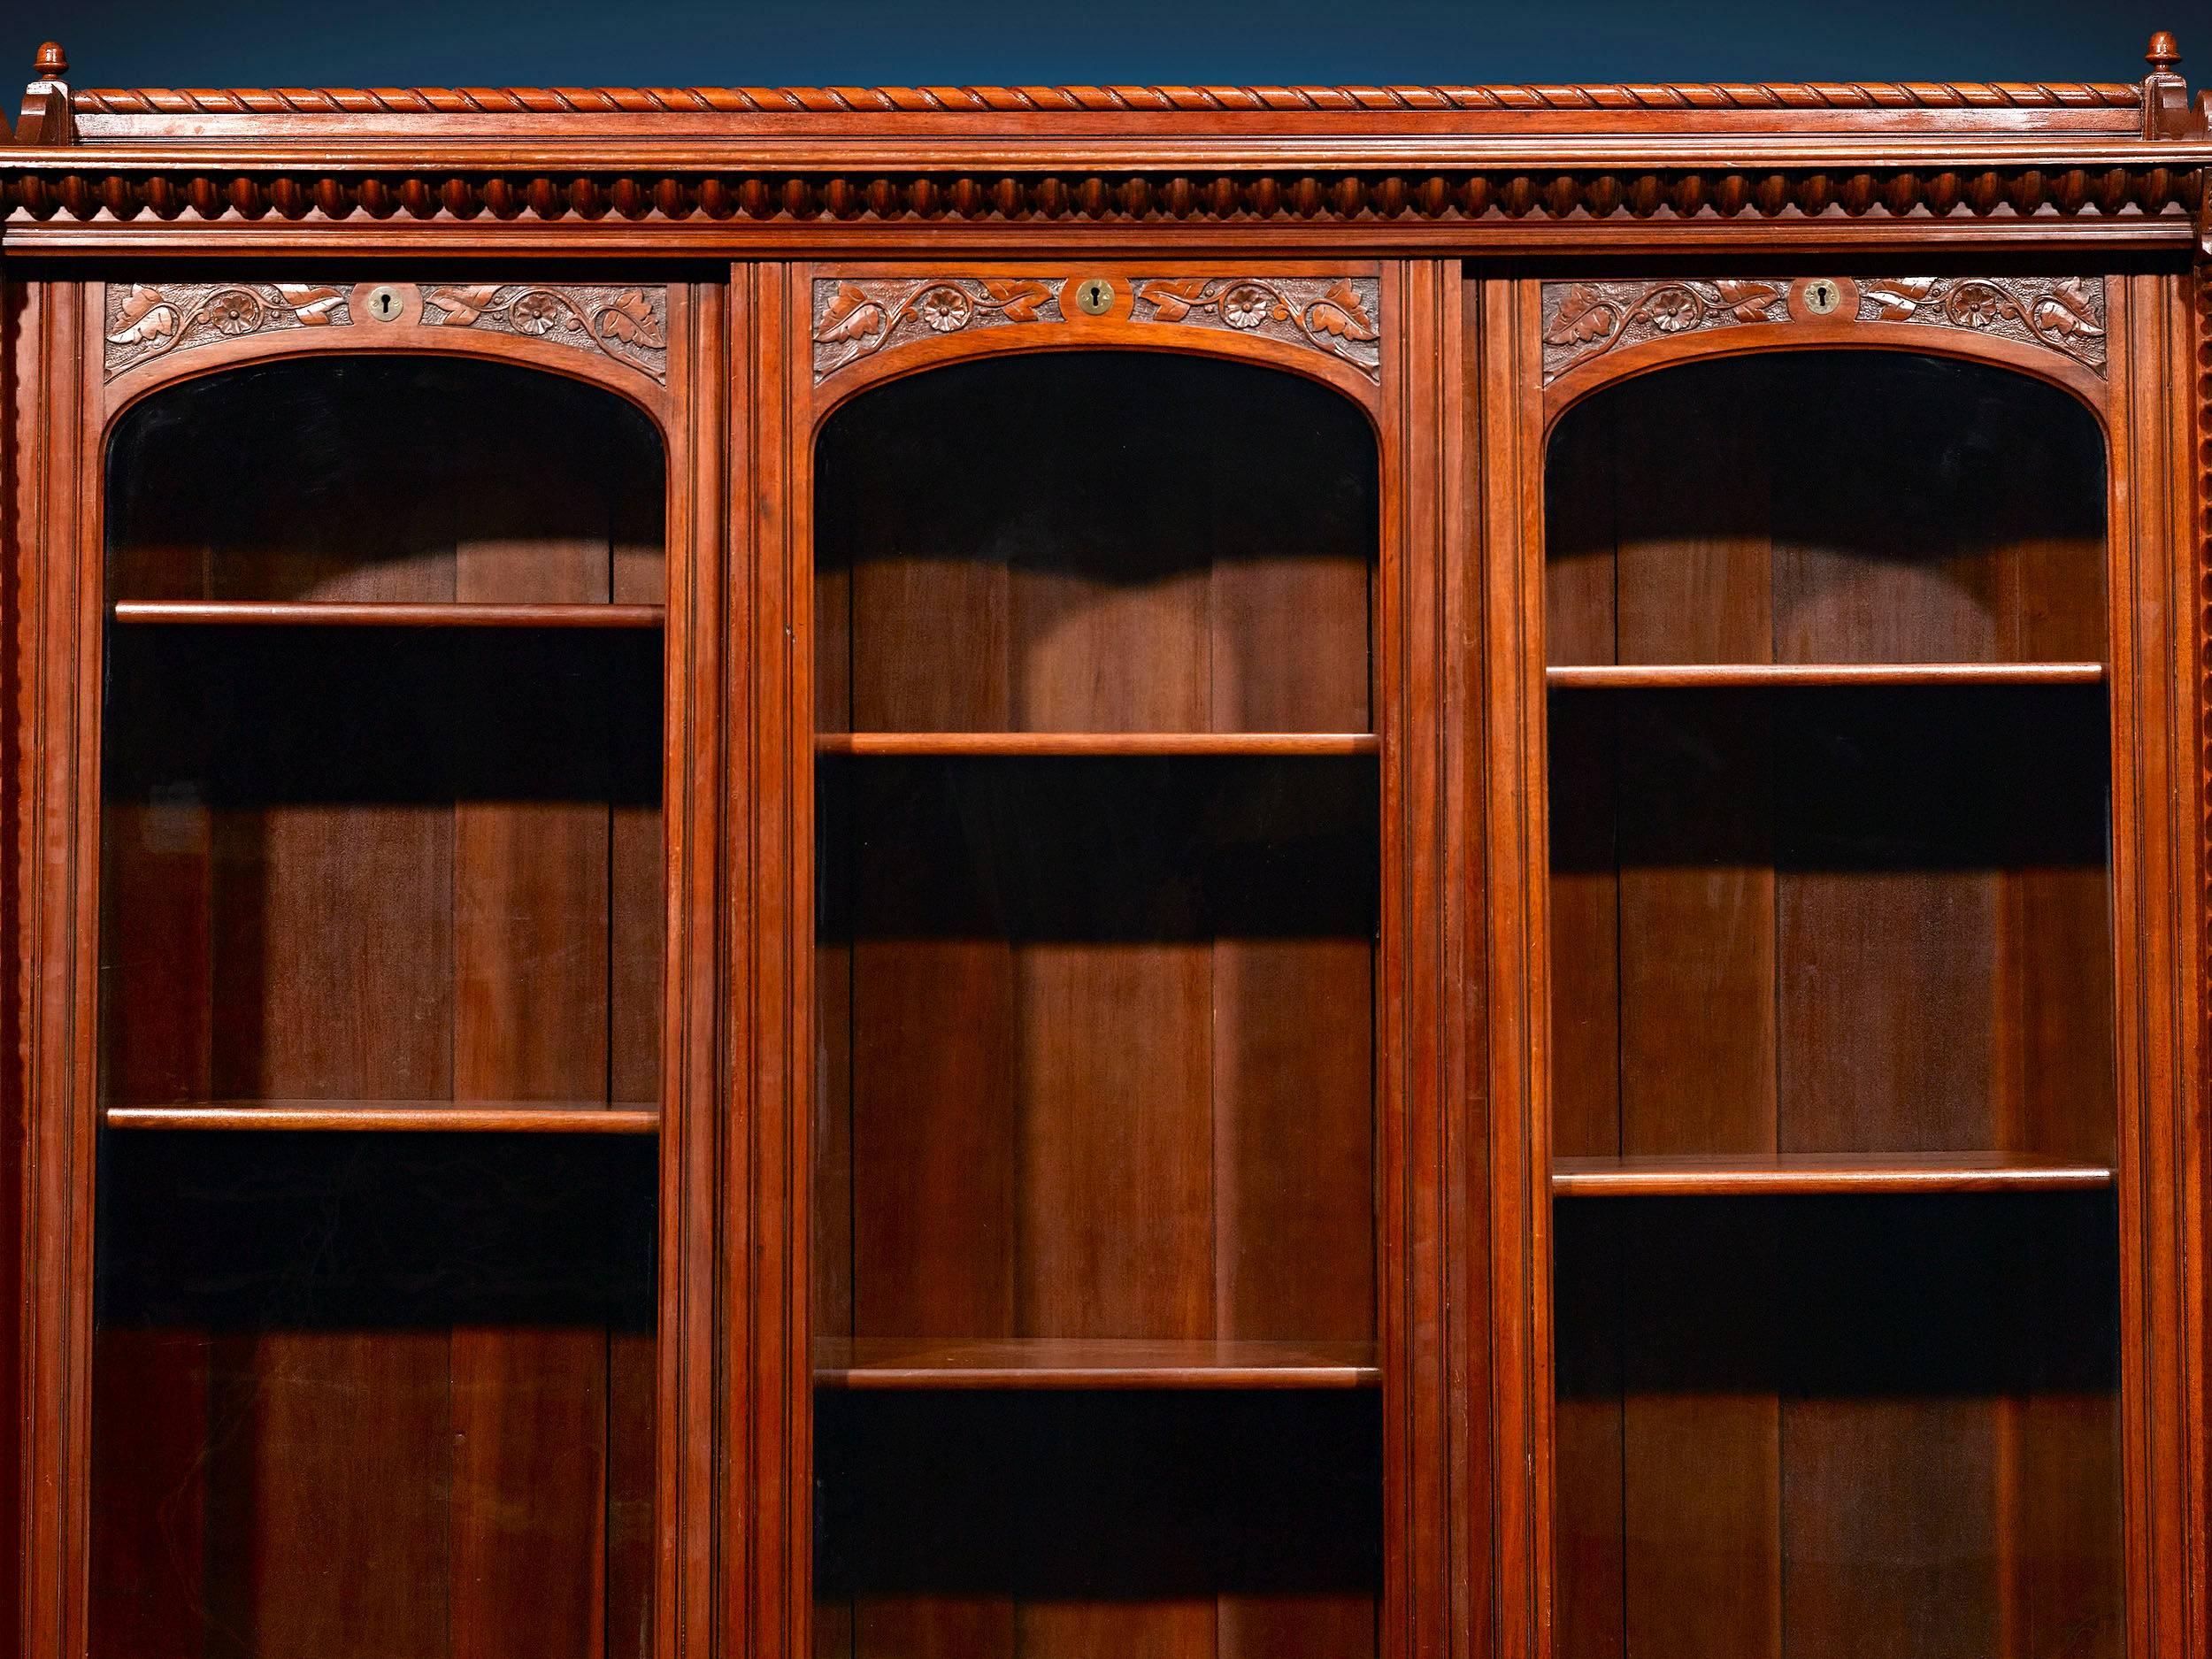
[33,42,65,81]
[2146,31,2180,74]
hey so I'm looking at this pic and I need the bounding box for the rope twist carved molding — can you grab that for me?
[810,273,1380,382]
[1539,273,2108,382]
[70,81,2146,115]
[102,280,668,381]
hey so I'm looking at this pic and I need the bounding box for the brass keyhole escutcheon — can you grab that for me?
[365,285,404,323]
[1074,277,1116,316]
[1804,279,1842,316]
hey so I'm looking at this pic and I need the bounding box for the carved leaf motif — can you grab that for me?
[816,281,886,344]
[273,283,344,324]
[1864,276,1939,321]
[2034,279,2104,341]
[1543,283,1613,347]
[981,278,1053,322]
[1307,279,1380,343]
[1137,278,1215,324]
[426,284,502,325]
[1714,280,1784,321]
[598,289,664,347]
[107,285,178,347]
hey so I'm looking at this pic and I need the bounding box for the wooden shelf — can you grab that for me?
[1553,1152,2116,1196]
[815,731,1379,757]
[112,600,665,629]
[103,1102,659,1133]
[1546,662,2105,688]
[812,1337,1380,1390]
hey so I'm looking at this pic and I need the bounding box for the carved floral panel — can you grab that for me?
[416,283,668,381]
[810,273,1382,383]
[104,281,353,377]
[104,280,669,383]
[811,277,1062,378]
[1539,275,2108,384]
[1131,277,1381,380]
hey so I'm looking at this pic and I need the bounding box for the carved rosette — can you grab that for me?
[811,278,1061,378]
[1131,278,1381,380]
[104,281,352,377]
[417,283,668,381]
[1540,275,2108,384]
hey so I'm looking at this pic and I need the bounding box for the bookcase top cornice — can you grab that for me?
[7,35,2208,251]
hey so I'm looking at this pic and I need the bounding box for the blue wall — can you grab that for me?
[1,0,2184,96]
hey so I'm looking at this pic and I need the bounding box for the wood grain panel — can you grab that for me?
[450,1326,611,1659]
[1018,937,1214,1337]
[1614,692,1776,1156]
[1609,372,1772,667]
[238,1329,456,1657]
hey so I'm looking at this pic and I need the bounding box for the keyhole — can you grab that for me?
[1074,277,1115,316]
[365,285,403,323]
[1806,280,1839,315]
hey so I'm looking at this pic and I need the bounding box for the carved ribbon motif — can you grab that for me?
[1540,275,2108,383]
[103,280,669,382]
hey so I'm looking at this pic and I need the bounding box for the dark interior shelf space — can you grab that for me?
[113,600,665,629]
[103,1102,659,1134]
[1554,1189,2122,1659]
[1547,680,2115,1169]
[815,1388,1381,1655]
[1553,1152,2116,1196]
[91,1130,660,1659]
[814,1337,1379,1389]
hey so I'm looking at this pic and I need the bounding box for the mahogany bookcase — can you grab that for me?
[3,31,2210,1659]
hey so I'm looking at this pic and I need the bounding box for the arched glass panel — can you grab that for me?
[811,352,1385,1658]
[1545,352,2120,1659]
[93,357,667,1659]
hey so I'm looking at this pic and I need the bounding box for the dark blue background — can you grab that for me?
[0,0,2187,96]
